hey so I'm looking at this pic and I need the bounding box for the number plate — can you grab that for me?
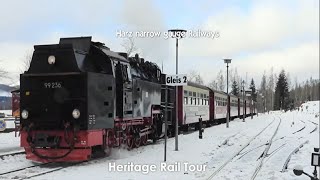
[44,82,62,88]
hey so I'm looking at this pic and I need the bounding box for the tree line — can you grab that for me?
[187,67,319,112]
[188,68,258,100]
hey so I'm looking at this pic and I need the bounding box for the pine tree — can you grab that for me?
[231,80,239,96]
[249,78,257,101]
[274,69,290,111]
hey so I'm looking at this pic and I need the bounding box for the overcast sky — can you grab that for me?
[0,0,319,88]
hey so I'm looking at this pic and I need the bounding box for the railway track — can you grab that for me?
[265,143,287,163]
[0,151,108,179]
[237,143,268,160]
[308,120,318,134]
[0,150,25,160]
[206,118,276,180]
[250,118,281,180]
[0,160,85,179]
[0,162,51,176]
[19,162,83,180]
[218,131,243,147]
[281,140,309,172]
[292,120,306,134]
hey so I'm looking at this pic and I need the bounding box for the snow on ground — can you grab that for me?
[0,132,22,153]
[301,101,320,115]
[0,101,319,180]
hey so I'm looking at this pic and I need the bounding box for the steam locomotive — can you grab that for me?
[18,37,256,163]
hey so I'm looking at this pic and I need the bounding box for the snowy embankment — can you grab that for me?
[0,101,318,180]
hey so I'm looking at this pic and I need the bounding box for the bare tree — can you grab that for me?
[208,79,218,90]
[188,70,204,85]
[216,70,225,91]
[20,50,33,73]
[266,67,277,110]
[121,37,138,57]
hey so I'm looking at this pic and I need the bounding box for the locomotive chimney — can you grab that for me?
[135,53,141,63]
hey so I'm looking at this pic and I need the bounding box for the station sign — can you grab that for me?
[166,74,187,86]
[0,119,6,132]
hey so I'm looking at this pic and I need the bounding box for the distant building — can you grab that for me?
[0,84,18,110]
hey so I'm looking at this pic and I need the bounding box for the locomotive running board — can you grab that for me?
[139,127,152,137]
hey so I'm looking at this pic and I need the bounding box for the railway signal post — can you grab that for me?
[245,90,252,119]
[241,80,245,122]
[251,89,253,119]
[164,85,168,162]
[223,59,232,128]
[293,148,320,180]
[168,29,187,151]
[162,83,175,162]
[165,74,188,152]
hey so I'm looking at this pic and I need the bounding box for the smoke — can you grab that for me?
[118,0,172,67]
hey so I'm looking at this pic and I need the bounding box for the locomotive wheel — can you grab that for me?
[126,126,134,150]
[134,136,141,148]
[133,126,141,148]
[140,134,148,146]
[127,137,134,150]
